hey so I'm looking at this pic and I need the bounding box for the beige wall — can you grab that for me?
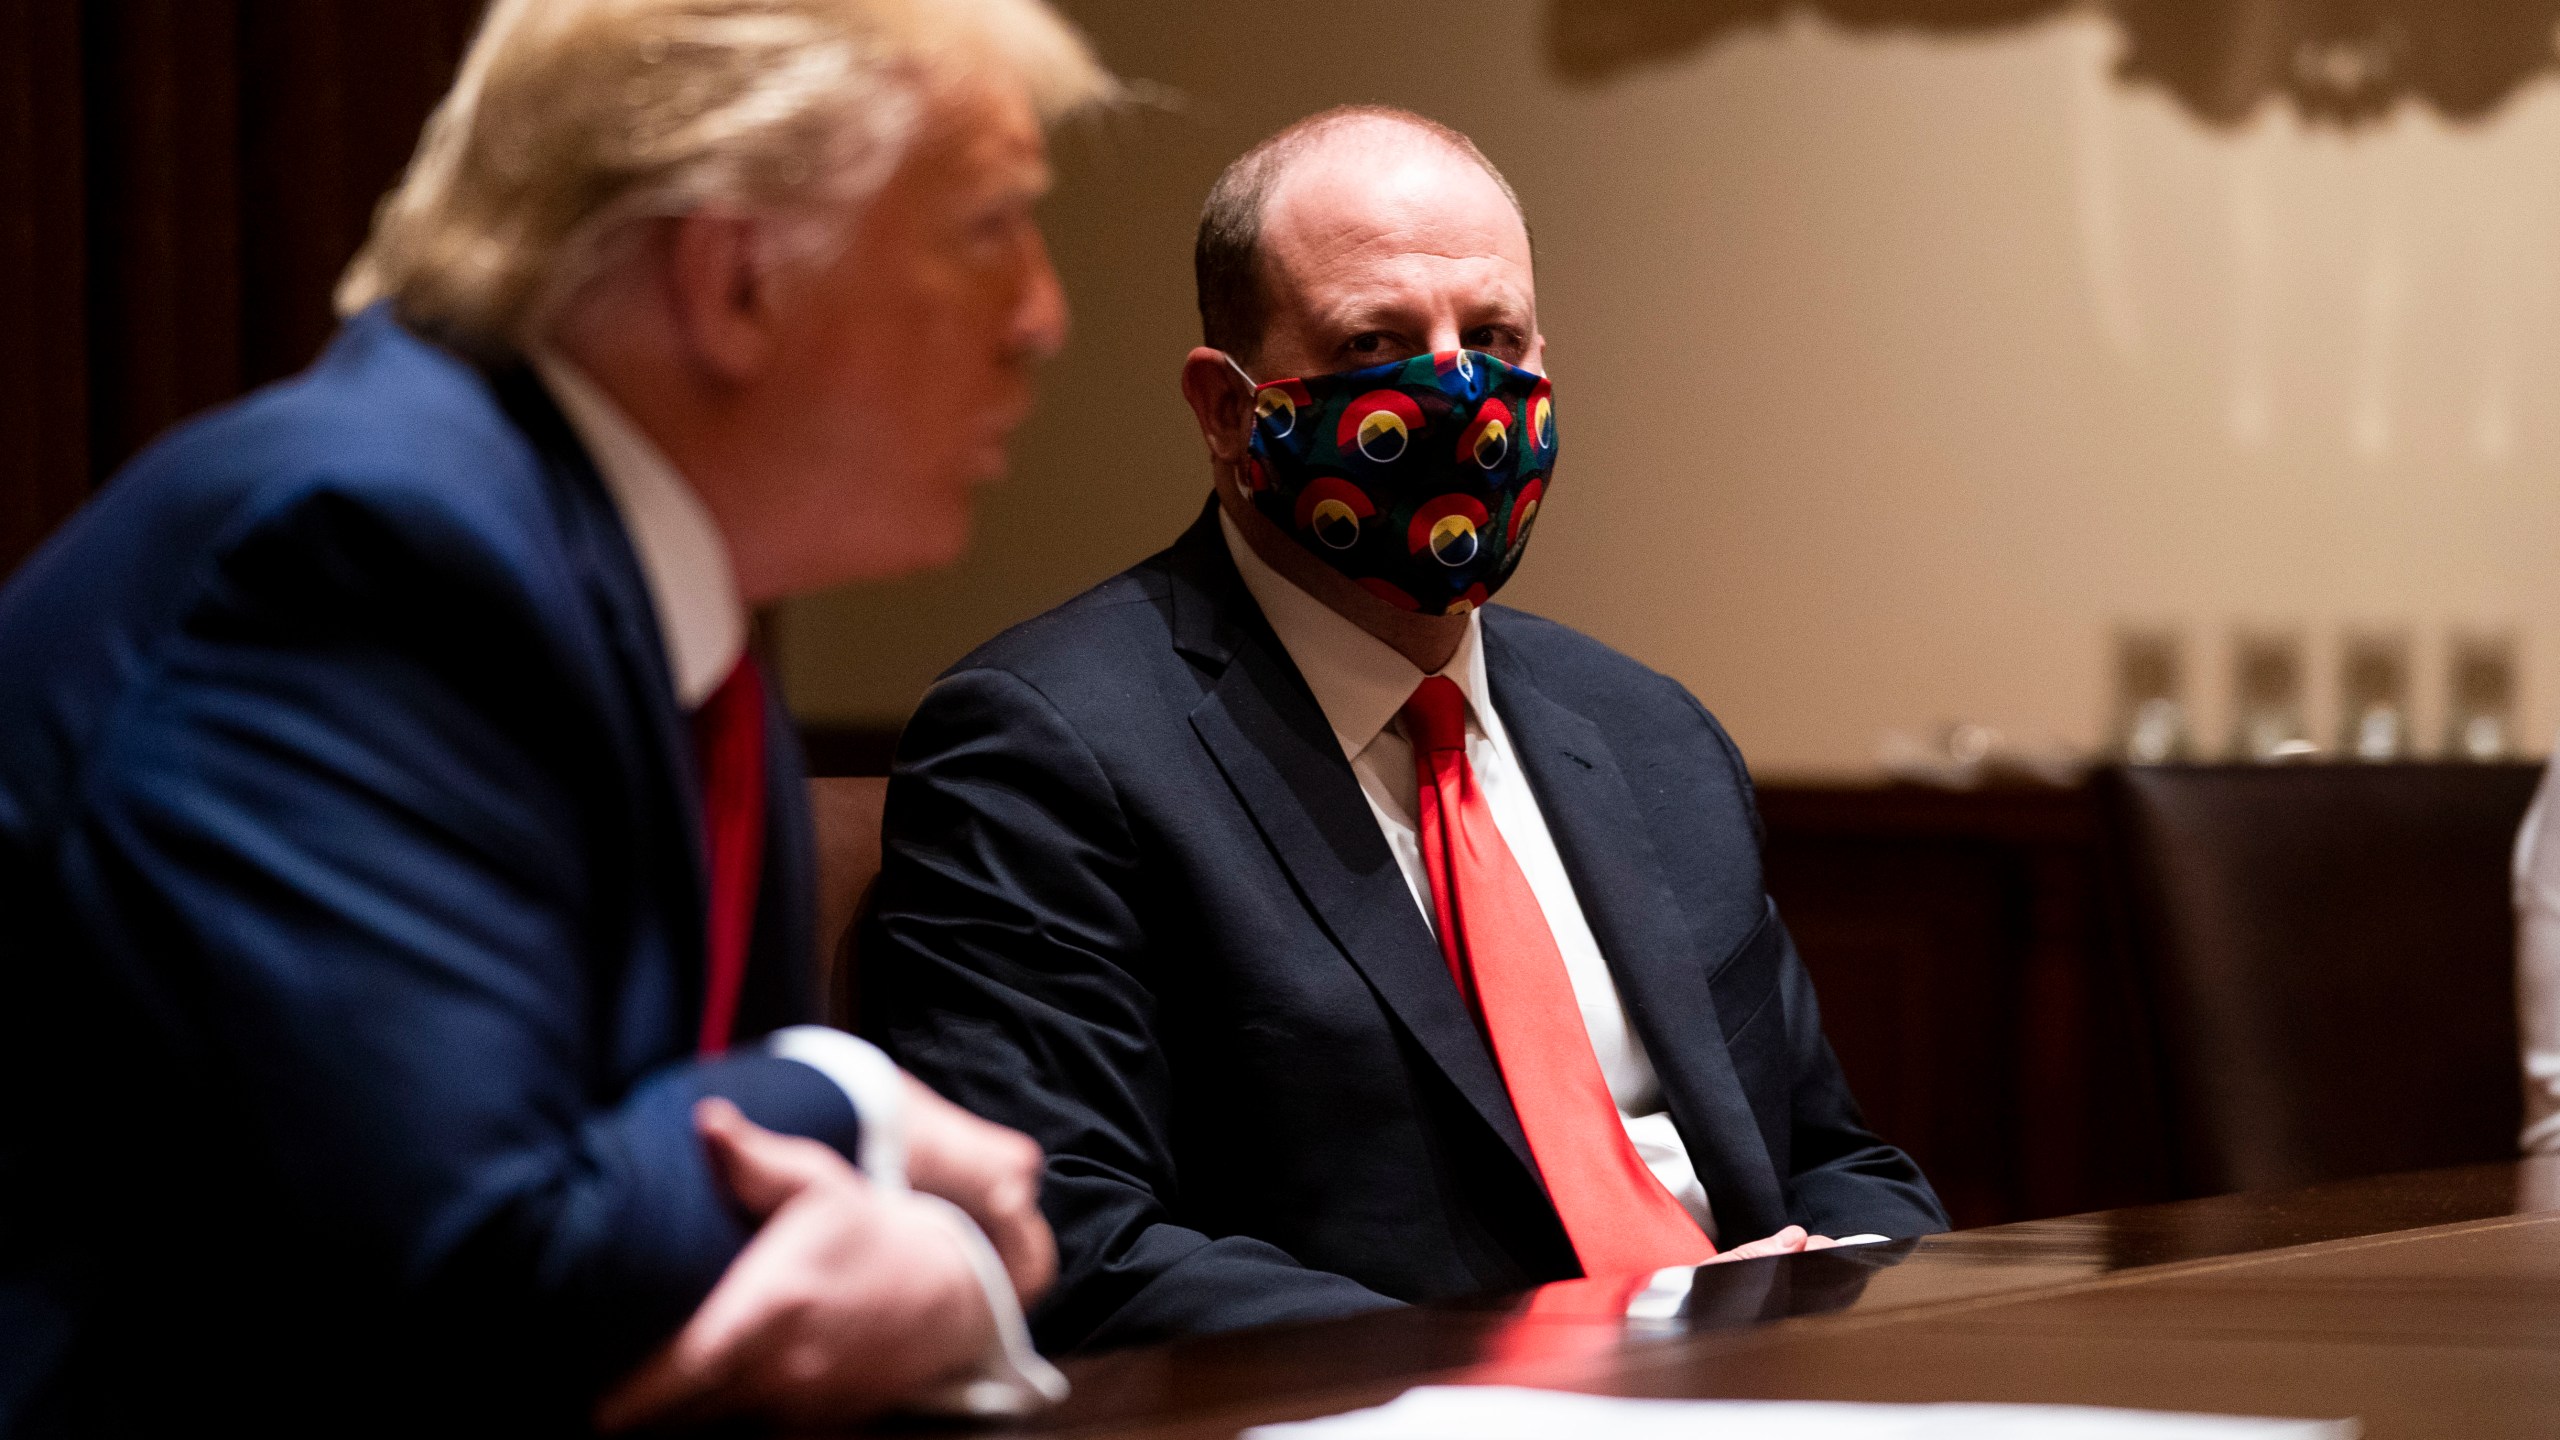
[779,3,2560,777]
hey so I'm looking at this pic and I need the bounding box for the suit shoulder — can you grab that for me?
[939,553,1179,690]
[0,316,588,836]
[1485,605,1765,841]
[166,317,549,536]
[1485,605,1714,720]
[35,319,555,605]
[1486,605,1757,781]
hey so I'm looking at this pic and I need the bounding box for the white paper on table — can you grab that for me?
[1241,1386,2357,1440]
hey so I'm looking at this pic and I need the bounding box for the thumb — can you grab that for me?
[1706,1225,1810,1264]
[694,1097,841,1220]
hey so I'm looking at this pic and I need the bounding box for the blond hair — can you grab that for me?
[338,0,1115,356]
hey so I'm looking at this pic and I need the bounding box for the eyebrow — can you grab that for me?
[1319,290,1533,335]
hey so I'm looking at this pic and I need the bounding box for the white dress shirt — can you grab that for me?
[2512,749,2560,1155]
[534,355,747,710]
[1218,511,1717,1239]
[535,355,1063,1413]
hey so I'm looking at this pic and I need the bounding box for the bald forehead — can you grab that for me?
[1255,122,1533,277]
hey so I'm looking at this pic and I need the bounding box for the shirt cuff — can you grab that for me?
[765,1025,908,1190]
[909,1193,1072,1417]
[761,1027,1069,1417]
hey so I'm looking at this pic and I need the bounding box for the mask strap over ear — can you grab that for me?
[1220,354,1264,464]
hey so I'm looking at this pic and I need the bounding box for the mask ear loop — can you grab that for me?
[1219,353,1262,461]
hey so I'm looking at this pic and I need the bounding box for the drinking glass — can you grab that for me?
[2337,629,2411,762]
[2110,626,2190,764]
[2445,629,2519,761]
[2231,628,2314,762]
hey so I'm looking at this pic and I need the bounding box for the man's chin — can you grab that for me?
[913,510,975,571]
[876,502,975,579]
[965,436,1017,487]
[786,493,974,593]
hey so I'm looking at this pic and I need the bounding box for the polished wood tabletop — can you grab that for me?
[984,1158,2560,1440]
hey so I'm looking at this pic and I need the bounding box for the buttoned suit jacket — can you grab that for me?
[0,308,851,1434]
[861,502,1946,1354]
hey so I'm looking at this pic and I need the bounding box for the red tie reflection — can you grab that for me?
[1468,1267,1679,1381]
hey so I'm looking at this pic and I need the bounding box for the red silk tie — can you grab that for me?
[1403,675,1716,1275]
[693,656,767,1056]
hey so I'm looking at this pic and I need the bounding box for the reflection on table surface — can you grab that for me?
[990,1158,2560,1440]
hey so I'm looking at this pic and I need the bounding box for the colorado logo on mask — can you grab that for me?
[1234,349,1557,618]
[1254,379,1314,439]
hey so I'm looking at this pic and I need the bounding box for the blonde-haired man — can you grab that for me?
[0,0,1111,1431]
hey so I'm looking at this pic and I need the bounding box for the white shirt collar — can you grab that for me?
[532,352,747,710]
[1217,506,1493,757]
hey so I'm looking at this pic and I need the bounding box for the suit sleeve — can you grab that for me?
[860,666,1395,1353]
[1766,920,1951,1237]
[1685,689,1947,1239]
[51,487,859,1403]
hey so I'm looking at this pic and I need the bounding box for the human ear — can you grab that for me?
[1179,347,1256,467]
[661,212,774,385]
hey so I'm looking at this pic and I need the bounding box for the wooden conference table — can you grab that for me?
[977,1159,2560,1440]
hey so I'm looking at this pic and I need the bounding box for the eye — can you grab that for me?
[959,194,1040,260]
[1340,331,1422,368]
[1463,325,1525,359]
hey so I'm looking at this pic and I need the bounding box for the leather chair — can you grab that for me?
[808,775,889,1029]
[2101,763,2537,1197]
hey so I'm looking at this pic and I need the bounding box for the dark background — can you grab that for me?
[0,0,485,578]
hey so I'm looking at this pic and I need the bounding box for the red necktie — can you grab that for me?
[693,656,766,1056]
[1403,675,1716,1276]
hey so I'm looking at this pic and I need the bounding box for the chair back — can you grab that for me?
[2103,763,2535,1196]
[808,775,889,1027]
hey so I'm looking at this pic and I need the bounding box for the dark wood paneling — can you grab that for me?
[1761,781,2174,1228]
[0,1,488,580]
[0,0,89,574]
[80,0,245,480]
[236,1,489,384]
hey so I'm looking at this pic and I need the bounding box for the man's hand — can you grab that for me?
[1704,1225,1845,1263]
[595,1099,997,1433]
[900,1072,1056,1304]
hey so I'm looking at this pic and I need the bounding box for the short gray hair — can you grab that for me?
[338,0,1116,357]
[1194,105,1528,364]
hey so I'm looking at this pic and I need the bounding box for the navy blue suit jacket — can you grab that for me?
[861,504,1946,1354]
[0,309,854,1434]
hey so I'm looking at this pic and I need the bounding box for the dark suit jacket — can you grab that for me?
[0,308,854,1435]
[861,503,1945,1354]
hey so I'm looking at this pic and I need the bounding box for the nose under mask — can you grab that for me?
[1228,348,1556,618]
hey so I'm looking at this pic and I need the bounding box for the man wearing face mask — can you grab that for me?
[860,105,1945,1352]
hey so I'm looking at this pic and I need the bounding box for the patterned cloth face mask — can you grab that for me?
[1226,348,1557,617]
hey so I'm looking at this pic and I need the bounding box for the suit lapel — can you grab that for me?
[494,362,704,860]
[494,363,711,1037]
[1170,512,1536,1176]
[744,680,819,1028]
[1482,621,1788,1236]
